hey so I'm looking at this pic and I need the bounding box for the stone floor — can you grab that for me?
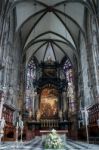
[0,136,99,150]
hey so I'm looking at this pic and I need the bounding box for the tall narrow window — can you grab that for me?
[63,59,76,113]
[25,58,36,111]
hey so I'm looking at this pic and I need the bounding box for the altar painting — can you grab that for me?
[40,87,58,119]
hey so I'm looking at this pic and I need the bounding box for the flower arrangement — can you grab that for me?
[44,129,65,149]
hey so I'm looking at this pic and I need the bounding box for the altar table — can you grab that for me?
[40,130,68,134]
[40,130,68,142]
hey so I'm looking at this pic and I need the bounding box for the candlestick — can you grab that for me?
[21,121,23,127]
[16,122,18,127]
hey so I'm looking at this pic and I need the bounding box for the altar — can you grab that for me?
[40,130,68,143]
[40,130,68,134]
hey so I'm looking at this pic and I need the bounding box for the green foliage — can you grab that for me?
[44,129,65,149]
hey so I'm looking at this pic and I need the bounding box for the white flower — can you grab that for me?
[44,129,65,149]
[51,129,56,133]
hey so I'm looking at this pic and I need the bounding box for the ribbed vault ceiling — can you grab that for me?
[12,0,92,69]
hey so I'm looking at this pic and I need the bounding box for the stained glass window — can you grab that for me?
[63,59,76,113]
[25,58,36,110]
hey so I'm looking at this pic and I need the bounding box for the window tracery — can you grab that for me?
[25,58,36,110]
[63,59,76,113]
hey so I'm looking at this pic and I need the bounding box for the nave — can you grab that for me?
[0,137,99,150]
[0,0,99,146]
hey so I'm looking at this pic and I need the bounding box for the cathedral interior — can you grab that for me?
[0,0,99,149]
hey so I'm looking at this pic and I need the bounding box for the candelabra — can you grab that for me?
[20,122,24,143]
[16,122,19,147]
[16,115,24,147]
[80,107,89,144]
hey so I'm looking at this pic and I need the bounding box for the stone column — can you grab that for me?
[0,96,4,119]
[62,91,67,120]
[35,93,39,112]
[91,19,99,97]
[80,34,91,107]
[63,91,67,112]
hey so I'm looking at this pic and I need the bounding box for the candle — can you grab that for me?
[21,121,23,126]
[17,122,18,127]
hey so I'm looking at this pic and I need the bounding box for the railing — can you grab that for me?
[40,119,59,128]
[89,137,99,144]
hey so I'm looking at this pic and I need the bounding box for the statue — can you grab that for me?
[18,115,23,128]
[46,55,54,64]
[47,55,51,63]
[36,110,40,121]
[29,109,32,119]
[59,110,62,121]
[0,117,5,129]
[0,117,5,142]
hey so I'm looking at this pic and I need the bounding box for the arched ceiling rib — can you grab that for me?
[54,8,85,35]
[53,0,94,14]
[54,3,84,30]
[22,10,78,49]
[24,38,76,57]
[15,1,86,49]
[20,9,48,46]
[13,0,94,13]
[26,41,48,64]
[12,0,91,70]
[24,31,76,50]
[23,9,84,48]
[43,42,49,61]
[53,11,78,48]
[25,39,78,66]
